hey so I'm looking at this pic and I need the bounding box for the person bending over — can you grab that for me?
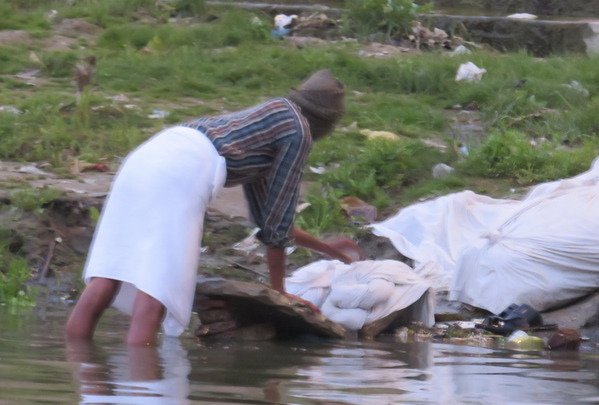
[65,69,361,346]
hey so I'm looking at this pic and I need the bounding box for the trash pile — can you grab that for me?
[270,12,473,55]
[271,12,340,40]
[409,21,453,50]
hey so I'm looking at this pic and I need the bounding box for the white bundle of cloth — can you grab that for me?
[370,157,599,314]
[285,259,435,330]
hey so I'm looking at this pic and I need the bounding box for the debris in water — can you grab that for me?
[546,328,582,350]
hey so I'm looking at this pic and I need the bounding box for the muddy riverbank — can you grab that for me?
[1,160,597,352]
[0,159,405,296]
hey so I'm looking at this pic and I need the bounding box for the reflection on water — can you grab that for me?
[66,339,191,404]
[0,305,598,404]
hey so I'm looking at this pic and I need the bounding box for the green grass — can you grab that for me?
[296,184,355,237]
[460,129,599,185]
[0,2,50,31]
[0,0,597,237]
[0,234,36,307]
[9,186,64,212]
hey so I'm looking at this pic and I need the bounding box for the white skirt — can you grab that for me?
[83,126,227,336]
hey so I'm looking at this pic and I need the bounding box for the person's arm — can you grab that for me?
[292,227,363,264]
[266,245,321,313]
[266,245,286,293]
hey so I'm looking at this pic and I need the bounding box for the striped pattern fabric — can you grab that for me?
[184,98,312,247]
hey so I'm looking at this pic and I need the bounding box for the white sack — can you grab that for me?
[370,191,520,290]
[285,260,435,330]
[450,175,599,313]
[370,157,599,314]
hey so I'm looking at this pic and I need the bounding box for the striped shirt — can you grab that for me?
[184,98,312,247]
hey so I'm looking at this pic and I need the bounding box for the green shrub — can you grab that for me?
[296,185,355,237]
[97,24,156,49]
[462,130,547,180]
[41,51,79,78]
[343,0,430,40]
[0,241,35,307]
[170,0,206,17]
[461,129,598,184]
[320,137,445,207]
[0,2,50,30]
[10,187,63,212]
[58,0,162,26]
[308,131,364,169]
[0,45,35,75]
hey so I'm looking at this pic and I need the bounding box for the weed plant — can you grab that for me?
[460,130,599,184]
[9,187,63,212]
[302,134,448,233]
[0,237,35,307]
[295,185,352,237]
[319,137,446,205]
[343,0,431,40]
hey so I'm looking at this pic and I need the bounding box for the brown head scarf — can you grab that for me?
[287,69,345,140]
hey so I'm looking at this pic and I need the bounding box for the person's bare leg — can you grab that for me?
[65,278,120,340]
[126,290,165,346]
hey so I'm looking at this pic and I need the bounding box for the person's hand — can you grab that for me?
[284,293,321,314]
[326,237,364,264]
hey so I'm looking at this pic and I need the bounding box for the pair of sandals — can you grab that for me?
[476,303,556,335]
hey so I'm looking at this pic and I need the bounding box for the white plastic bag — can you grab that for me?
[455,62,487,82]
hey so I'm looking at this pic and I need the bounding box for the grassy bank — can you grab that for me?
[0,0,597,301]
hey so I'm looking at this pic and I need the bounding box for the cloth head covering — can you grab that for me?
[287,69,345,140]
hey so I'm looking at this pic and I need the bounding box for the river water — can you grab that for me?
[1,304,598,404]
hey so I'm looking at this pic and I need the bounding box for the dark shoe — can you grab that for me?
[476,314,530,335]
[503,304,543,327]
[497,303,520,319]
[475,303,554,336]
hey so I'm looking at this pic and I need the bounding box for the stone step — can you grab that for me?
[431,0,599,18]
[206,1,599,56]
[206,1,341,17]
[426,14,599,56]
[209,0,599,18]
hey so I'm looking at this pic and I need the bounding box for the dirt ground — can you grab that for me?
[0,160,404,290]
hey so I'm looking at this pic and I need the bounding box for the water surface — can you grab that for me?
[1,305,598,404]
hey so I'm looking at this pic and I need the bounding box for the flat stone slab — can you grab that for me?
[206,1,341,17]
[542,292,599,330]
[360,299,424,340]
[426,14,599,56]
[431,0,599,18]
[194,277,348,340]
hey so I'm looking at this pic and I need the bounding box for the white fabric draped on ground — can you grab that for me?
[285,259,435,330]
[370,157,599,314]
